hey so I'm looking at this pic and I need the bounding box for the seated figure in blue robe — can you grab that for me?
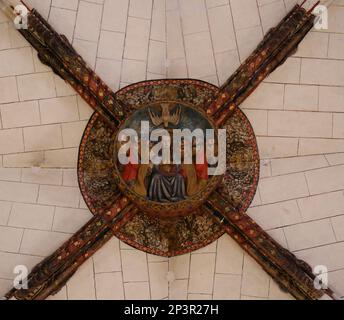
[148,164,186,202]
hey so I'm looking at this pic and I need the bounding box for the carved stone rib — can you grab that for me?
[6,200,137,300]
[206,5,315,126]
[206,194,325,300]
[19,9,131,127]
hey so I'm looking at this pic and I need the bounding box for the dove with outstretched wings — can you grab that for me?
[149,103,181,128]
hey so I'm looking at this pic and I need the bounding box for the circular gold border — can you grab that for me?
[78,79,260,256]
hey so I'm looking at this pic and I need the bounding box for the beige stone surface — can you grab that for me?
[0,0,343,301]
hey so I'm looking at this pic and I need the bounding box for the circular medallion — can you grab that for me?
[78,79,259,257]
[113,100,222,218]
